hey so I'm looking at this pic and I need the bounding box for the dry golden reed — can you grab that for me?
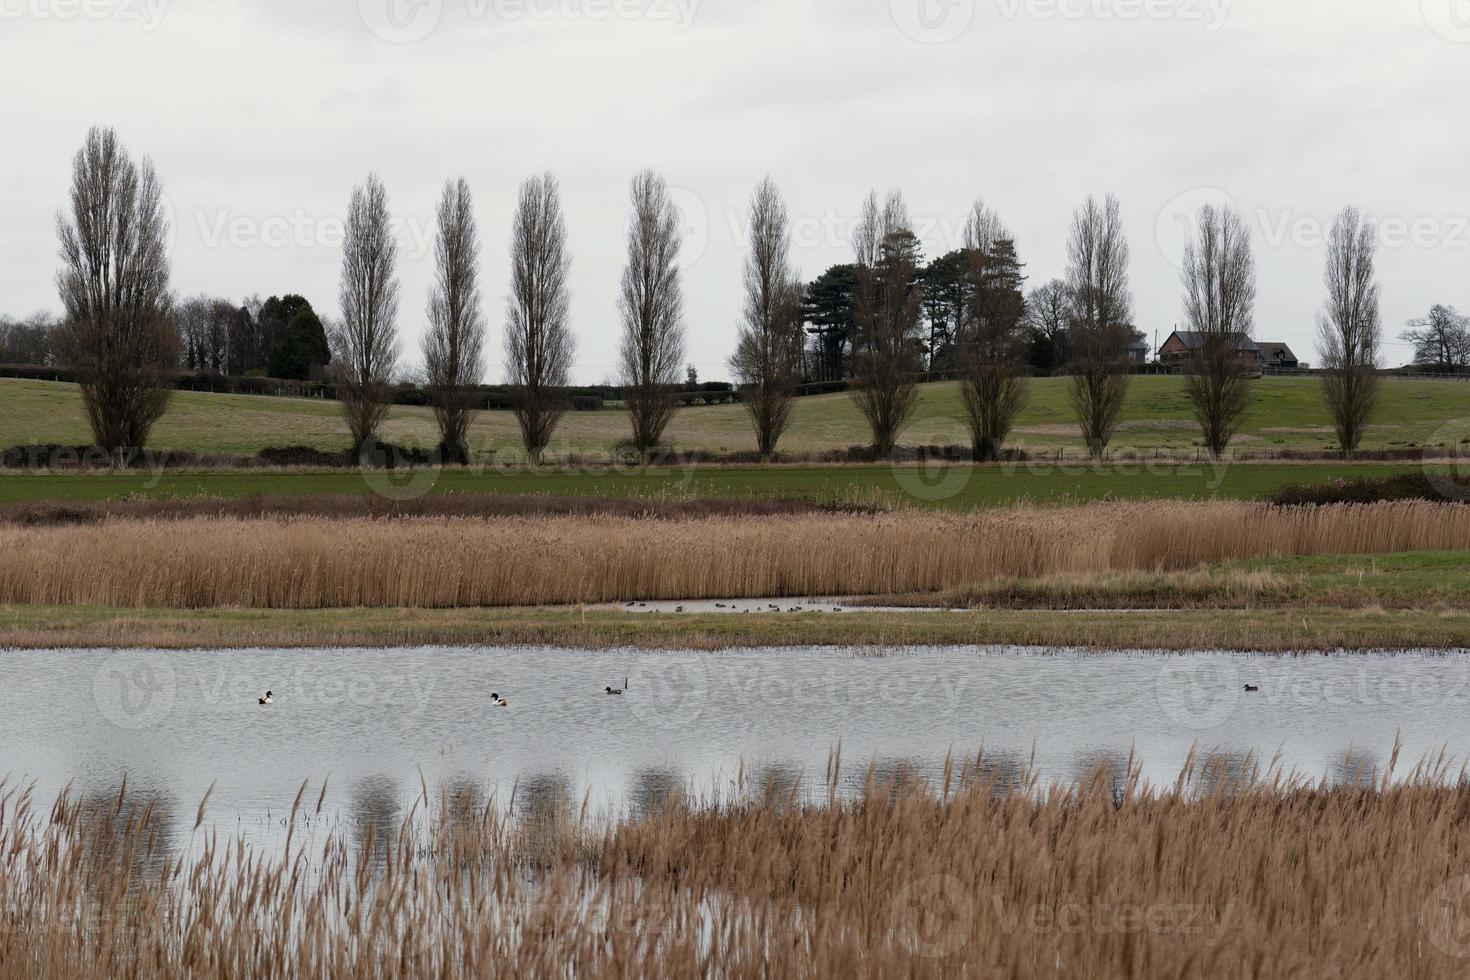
[6,752,1470,979]
[2,500,1469,609]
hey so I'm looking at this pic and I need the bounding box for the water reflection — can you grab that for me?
[628,767,684,819]
[516,772,575,866]
[958,749,1032,798]
[439,777,487,831]
[1328,748,1382,788]
[1069,749,1137,804]
[72,778,179,884]
[848,757,929,803]
[746,762,803,809]
[1185,751,1259,798]
[6,645,1470,853]
[349,774,402,869]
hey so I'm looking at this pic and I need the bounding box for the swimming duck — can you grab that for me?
[258,691,273,705]
[606,686,624,695]
[490,693,508,707]
[1243,685,1259,693]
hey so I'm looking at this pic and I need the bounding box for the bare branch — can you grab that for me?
[617,170,686,461]
[730,177,803,460]
[424,177,485,464]
[333,172,400,454]
[55,126,176,457]
[1180,203,1256,459]
[1316,206,1381,459]
[1402,305,1470,373]
[1064,193,1134,460]
[505,172,575,462]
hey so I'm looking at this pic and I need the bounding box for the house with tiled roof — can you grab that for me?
[1254,341,1300,370]
[1158,330,1260,364]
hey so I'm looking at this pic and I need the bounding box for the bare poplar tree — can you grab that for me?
[618,170,686,461]
[853,192,883,268]
[56,126,175,457]
[423,177,484,464]
[963,199,1009,254]
[334,173,399,454]
[1317,206,1381,460]
[505,172,575,462]
[850,189,923,457]
[730,177,803,460]
[1180,203,1257,459]
[1064,194,1134,460]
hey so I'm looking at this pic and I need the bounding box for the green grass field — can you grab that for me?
[903,551,1470,611]
[0,460,1448,508]
[4,601,1468,652]
[4,375,1469,459]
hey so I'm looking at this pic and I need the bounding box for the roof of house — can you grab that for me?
[1164,331,1260,352]
[1255,341,1299,363]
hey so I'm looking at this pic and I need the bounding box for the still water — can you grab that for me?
[5,645,1470,842]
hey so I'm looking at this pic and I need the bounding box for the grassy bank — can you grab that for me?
[6,374,1469,458]
[8,760,1470,977]
[0,460,1450,509]
[883,551,1470,611]
[4,603,1468,652]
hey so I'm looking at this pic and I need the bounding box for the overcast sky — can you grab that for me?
[2,0,1467,382]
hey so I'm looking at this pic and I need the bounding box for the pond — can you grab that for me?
[5,645,1470,848]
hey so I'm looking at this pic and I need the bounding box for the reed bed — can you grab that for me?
[3,500,1470,609]
[6,752,1470,978]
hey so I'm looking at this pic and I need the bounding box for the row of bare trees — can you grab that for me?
[741,188,1134,463]
[1159,202,1380,461]
[734,187,1038,463]
[44,134,686,463]
[49,127,1386,463]
[822,190,1382,464]
[343,168,693,464]
[333,171,579,463]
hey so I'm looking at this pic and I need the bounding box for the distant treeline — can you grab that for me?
[0,359,750,410]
